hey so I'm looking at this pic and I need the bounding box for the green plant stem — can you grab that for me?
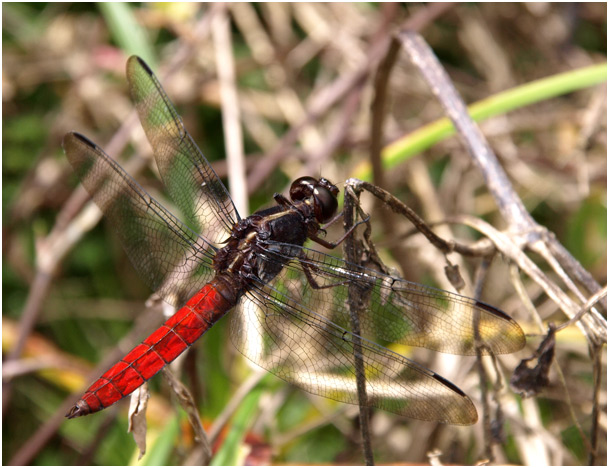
[353,62,607,181]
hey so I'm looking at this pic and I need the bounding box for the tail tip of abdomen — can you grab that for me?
[65,400,93,419]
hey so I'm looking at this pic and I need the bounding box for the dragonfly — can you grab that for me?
[63,56,525,425]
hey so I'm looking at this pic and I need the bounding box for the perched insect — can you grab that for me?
[64,56,525,424]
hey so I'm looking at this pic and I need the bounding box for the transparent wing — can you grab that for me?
[230,280,478,425]
[126,56,240,244]
[63,132,216,307]
[249,242,525,356]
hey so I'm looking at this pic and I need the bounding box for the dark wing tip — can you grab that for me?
[432,371,468,397]
[475,300,527,352]
[431,372,479,425]
[128,55,154,76]
[65,400,92,419]
[474,299,511,321]
[63,131,98,149]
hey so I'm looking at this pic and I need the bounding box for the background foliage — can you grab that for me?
[3,3,606,465]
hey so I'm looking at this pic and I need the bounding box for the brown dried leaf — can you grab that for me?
[128,384,150,460]
[510,326,555,398]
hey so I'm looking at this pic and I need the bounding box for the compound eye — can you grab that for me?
[314,185,338,223]
[318,178,339,197]
[290,176,317,201]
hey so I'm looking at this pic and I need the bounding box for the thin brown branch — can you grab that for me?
[397,31,607,332]
[343,184,375,466]
[161,368,212,464]
[345,179,494,258]
[451,214,606,344]
[397,31,535,232]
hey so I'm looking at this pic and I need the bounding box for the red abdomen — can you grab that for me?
[66,280,235,418]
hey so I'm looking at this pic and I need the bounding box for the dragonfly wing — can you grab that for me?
[63,132,216,308]
[254,242,525,356]
[230,281,478,424]
[126,56,240,244]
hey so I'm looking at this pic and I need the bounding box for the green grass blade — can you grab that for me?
[354,63,607,180]
[210,385,264,466]
[97,2,157,68]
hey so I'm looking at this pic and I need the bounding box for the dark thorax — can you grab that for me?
[212,177,339,293]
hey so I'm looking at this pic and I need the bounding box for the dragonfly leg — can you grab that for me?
[320,210,343,229]
[273,193,292,207]
[309,214,370,249]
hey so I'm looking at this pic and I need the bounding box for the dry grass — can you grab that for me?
[3,3,606,465]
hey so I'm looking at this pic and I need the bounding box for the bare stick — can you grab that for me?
[345,179,494,258]
[398,30,606,324]
[342,185,375,466]
[398,31,534,231]
[162,368,212,464]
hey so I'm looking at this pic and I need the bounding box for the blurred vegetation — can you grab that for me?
[2,3,606,465]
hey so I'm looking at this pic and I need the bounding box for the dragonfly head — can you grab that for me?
[289,176,339,223]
